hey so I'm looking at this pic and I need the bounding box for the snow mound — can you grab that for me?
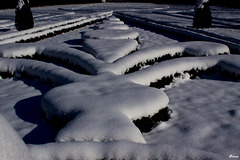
[82,39,138,62]
[0,114,32,160]
[82,29,139,40]
[41,74,169,143]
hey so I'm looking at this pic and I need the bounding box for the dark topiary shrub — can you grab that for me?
[193,0,212,29]
[15,0,34,31]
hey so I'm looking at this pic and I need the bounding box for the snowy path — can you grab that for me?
[114,10,240,52]
[0,3,240,160]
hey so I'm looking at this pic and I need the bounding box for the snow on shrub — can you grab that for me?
[219,55,240,78]
[0,114,32,160]
[41,74,169,143]
[94,24,129,30]
[101,17,124,25]
[124,55,240,88]
[15,0,34,31]
[82,39,138,63]
[81,29,139,40]
[0,58,87,86]
[36,46,104,75]
[0,44,104,75]
[94,16,129,30]
[193,0,212,28]
[133,107,172,133]
[99,41,230,75]
[124,56,228,86]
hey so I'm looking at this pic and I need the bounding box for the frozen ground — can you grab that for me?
[0,3,239,160]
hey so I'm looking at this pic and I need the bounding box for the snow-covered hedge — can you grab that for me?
[41,75,169,143]
[82,39,138,62]
[82,29,139,40]
[0,58,88,86]
[99,41,230,75]
[125,55,240,86]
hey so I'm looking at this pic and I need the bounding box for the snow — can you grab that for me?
[16,0,26,10]
[183,41,229,56]
[0,3,239,160]
[195,0,209,9]
[41,74,169,143]
[125,55,240,86]
[28,140,223,160]
[101,41,229,75]
[219,55,240,75]
[0,11,112,44]
[144,79,240,157]
[94,23,129,30]
[0,58,87,85]
[82,29,139,40]
[0,79,41,138]
[82,39,138,62]
[117,6,240,52]
[94,17,129,30]
[0,114,32,160]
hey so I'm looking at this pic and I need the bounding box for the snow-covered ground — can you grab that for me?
[0,3,239,160]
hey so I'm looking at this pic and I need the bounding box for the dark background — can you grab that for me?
[1,0,240,9]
